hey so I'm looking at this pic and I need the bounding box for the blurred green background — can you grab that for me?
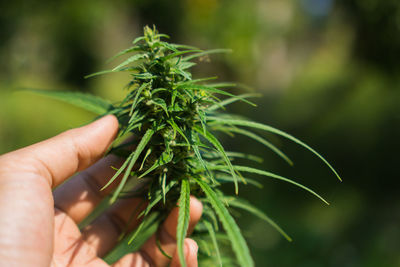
[1,0,400,266]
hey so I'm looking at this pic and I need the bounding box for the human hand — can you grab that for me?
[0,115,202,267]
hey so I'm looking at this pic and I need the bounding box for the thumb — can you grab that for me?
[0,115,119,188]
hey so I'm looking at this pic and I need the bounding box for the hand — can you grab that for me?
[0,115,202,267]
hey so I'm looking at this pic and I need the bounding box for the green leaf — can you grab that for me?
[127,213,153,245]
[162,49,202,61]
[215,174,263,188]
[139,148,152,171]
[207,93,260,112]
[101,152,134,190]
[25,89,113,115]
[213,126,293,165]
[106,45,141,63]
[184,48,232,61]
[193,125,239,194]
[227,198,292,242]
[84,69,117,78]
[170,43,199,50]
[113,53,147,71]
[157,41,178,52]
[224,151,263,163]
[110,128,155,203]
[204,221,223,267]
[130,83,148,116]
[233,165,329,205]
[106,211,159,263]
[195,178,254,267]
[177,179,191,267]
[180,61,197,70]
[190,130,216,184]
[137,180,178,219]
[133,73,158,80]
[156,33,170,39]
[178,76,218,85]
[171,67,192,80]
[167,119,190,145]
[138,149,173,178]
[208,118,342,181]
[132,36,146,44]
[152,98,169,115]
[181,84,256,106]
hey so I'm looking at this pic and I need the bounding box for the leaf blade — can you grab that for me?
[208,118,342,181]
[195,178,254,267]
[233,165,329,205]
[228,198,292,242]
[177,179,191,267]
[24,89,113,115]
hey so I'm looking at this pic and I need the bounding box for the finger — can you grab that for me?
[53,153,124,224]
[112,252,150,267]
[140,196,203,267]
[81,197,145,257]
[170,238,198,267]
[0,115,119,188]
[53,137,137,224]
[0,115,118,266]
[52,209,109,267]
[112,238,198,267]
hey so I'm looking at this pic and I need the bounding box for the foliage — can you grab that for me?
[32,26,340,266]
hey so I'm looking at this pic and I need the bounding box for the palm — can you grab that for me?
[0,116,201,267]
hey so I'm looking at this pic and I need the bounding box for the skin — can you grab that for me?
[0,115,202,267]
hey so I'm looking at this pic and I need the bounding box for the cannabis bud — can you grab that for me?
[33,25,340,267]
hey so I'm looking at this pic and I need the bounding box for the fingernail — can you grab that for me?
[185,239,198,257]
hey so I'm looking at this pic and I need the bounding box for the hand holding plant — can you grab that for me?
[25,26,340,266]
[0,115,201,267]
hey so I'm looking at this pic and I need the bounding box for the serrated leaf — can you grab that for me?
[137,180,178,219]
[227,198,292,242]
[204,221,222,267]
[130,83,148,115]
[177,179,191,267]
[215,174,263,188]
[139,148,152,171]
[184,48,232,61]
[171,67,192,80]
[208,117,342,181]
[233,165,329,205]
[138,149,173,178]
[162,49,202,61]
[180,61,197,70]
[152,98,169,115]
[167,119,190,145]
[157,41,178,52]
[193,125,239,194]
[213,125,293,165]
[133,73,158,79]
[85,69,117,78]
[113,54,147,71]
[170,43,199,50]
[189,130,216,184]
[110,128,155,203]
[181,84,256,106]
[195,178,254,267]
[207,93,260,112]
[25,89,113,115]
[106,45,142,63]
[132,36,146,44]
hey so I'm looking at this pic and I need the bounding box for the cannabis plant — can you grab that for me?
[32,26,340,267]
